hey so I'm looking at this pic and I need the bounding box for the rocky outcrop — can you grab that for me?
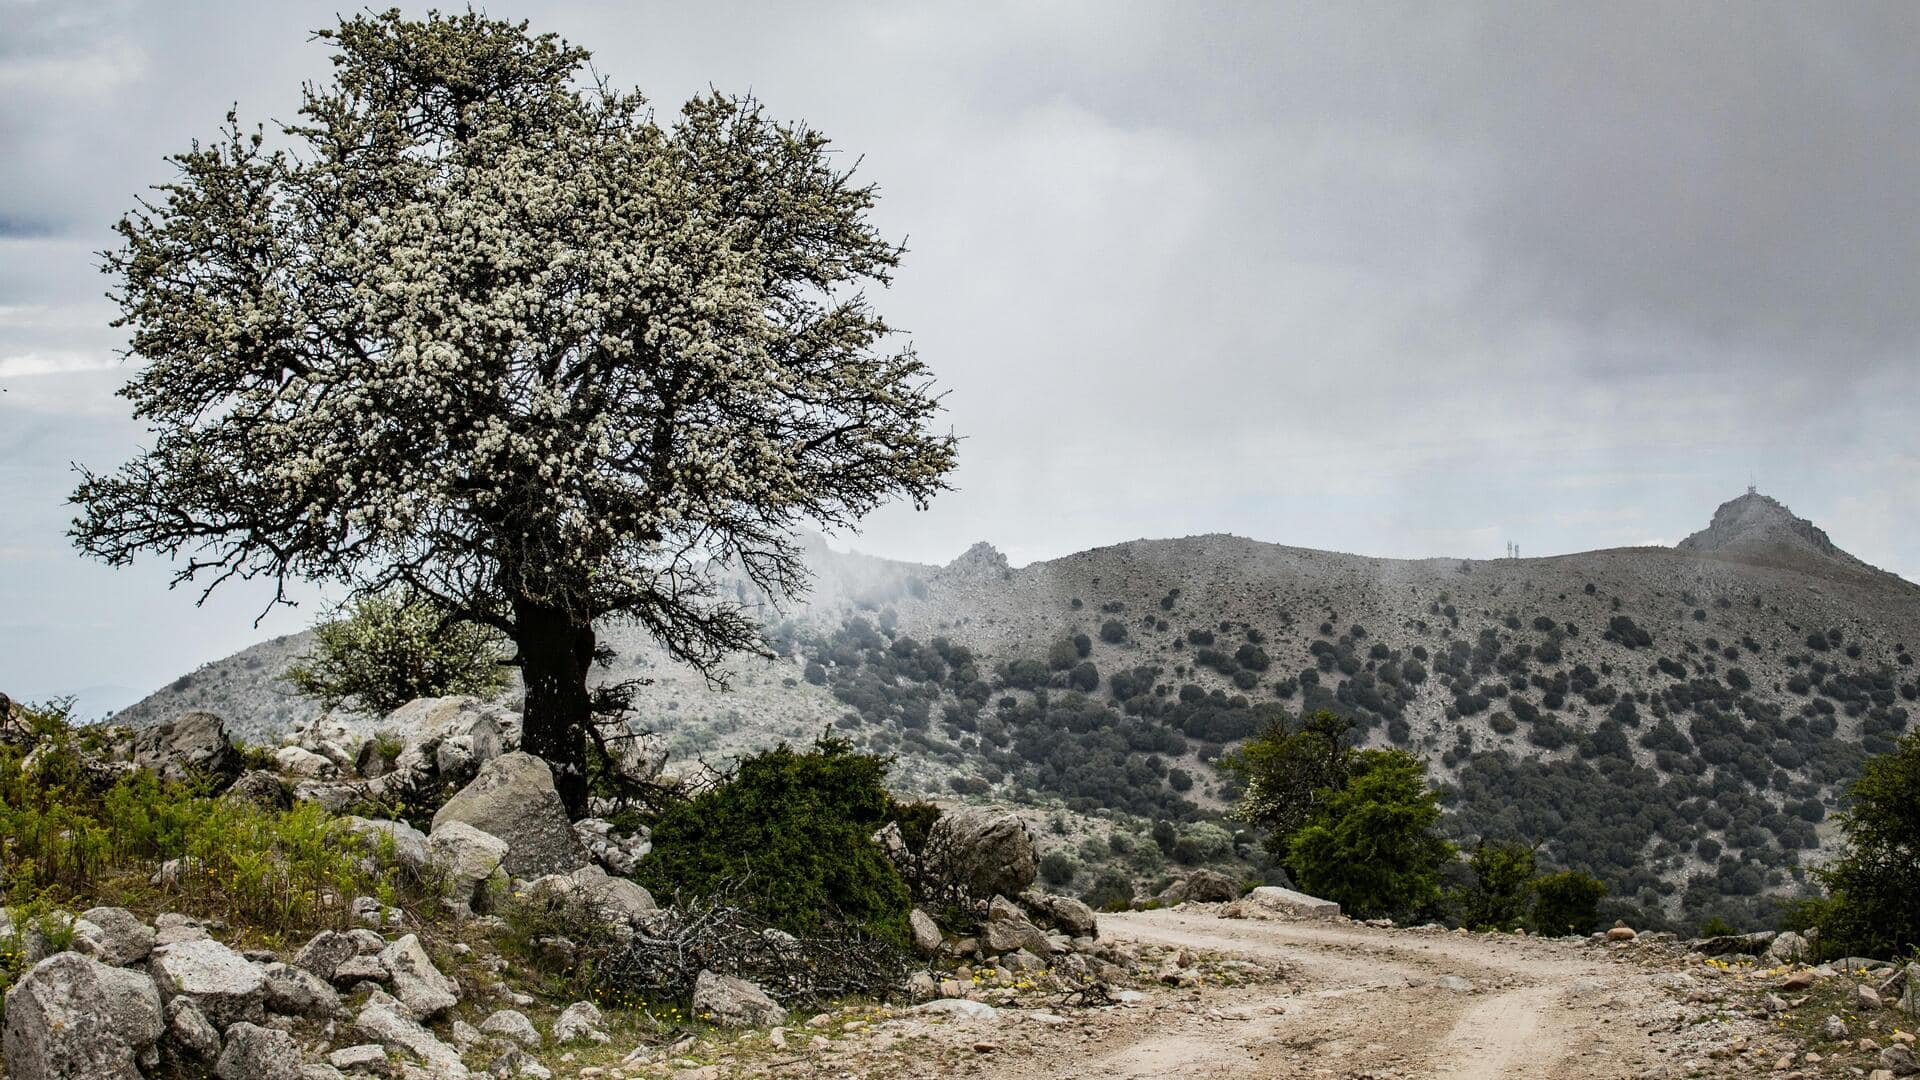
[110,711,241,787]
[551,1001,610,1043]
[431,752,584,878]
[693,970,787,1028]
[1,952,165,1080]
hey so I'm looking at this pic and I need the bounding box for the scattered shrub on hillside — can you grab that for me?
[1100,620,1128,644]
[287,589,508,713]
[1039,850,1079,888]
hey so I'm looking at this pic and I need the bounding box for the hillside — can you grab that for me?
[114,491,1920,931]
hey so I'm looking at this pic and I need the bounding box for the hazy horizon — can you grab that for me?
[4,2,1917,709]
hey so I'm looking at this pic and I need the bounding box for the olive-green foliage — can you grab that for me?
[1082,867,1135,913]
[1221,710,1358,853]
[287,589,507,714]
[1803,730,1920,958]
[1286,750,1453,920]
[1530,869,1608,936]
[0,701,422,937]
[1458,841,1537,931]
[635,736,913,947]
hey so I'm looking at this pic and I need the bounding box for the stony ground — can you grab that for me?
[600,908,1920,1080]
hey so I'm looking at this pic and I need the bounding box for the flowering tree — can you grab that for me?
[71,12,956,815]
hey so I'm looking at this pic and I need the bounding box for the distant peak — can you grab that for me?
[1677,491,1832,555]
[945,541,1010,577]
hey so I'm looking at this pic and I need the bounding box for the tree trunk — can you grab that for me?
[513,597,595,819]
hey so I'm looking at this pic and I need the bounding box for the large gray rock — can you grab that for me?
[426,820,510,912]
[1765,930,1812,965]
[149,938,268,1028]
[355,1000,469,1077]
[164,997,221,1062]
[1,952,165,1080]
[431,752,584,878]
[378,934,459,1020]
[344,817,430,874]
[215,1022,300,1080]
[292,930,359,983]
[123,711,241,785]
[525,864,655,929]
[925,809,1037,899]
[909,908,943,957]
[478,1008,541,1048]
[980,895,1053,956]
[73,907,154,967]
[1019,892,1098,938]
[551,1000,609,1043]
[692,970,787,1028]
[1245,885,1340,917]
[1181,869,1240,903]
[261,962,340,1018]
[385,697,513,782]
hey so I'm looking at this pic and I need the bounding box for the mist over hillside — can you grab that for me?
[118,491,1920,930]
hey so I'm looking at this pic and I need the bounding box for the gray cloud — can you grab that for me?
[1,1,1916,704]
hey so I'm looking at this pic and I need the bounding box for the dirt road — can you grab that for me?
[965,909,1752,1080]
[738,908,1763,1080]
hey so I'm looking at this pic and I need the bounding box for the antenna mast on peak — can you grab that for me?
[1747,473,1757,496]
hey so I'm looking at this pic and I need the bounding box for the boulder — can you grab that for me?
[1880,1045,1919,1076]
[165,997,222,1061]
[1019,892,1098,938]
[124,711,242,786]
[344,817,430,874]
[1766,930,1812,965]
[378,935,459,1020]
[525,864,655,928]
[478,1008,541,1048]
[426,820,510,912]
[151,912,211,947]
[1607,926,1639,942]
[223,769,292,810]
[551,1000,610,1043]
[355,1000,469,1077]
[327,1045,390,1073]
[274,746,337,779]
[149,938,268,1028]
[1245,886,1341,918]
[261,962,340,1018]
[215,1022,300,1080]
[980,896,1053,956]
[385,697,513,782]
[925,810,1037,899]
[692,970,787,1028]
[431,752,583,878]
[73,907,154,967]
[1182,869,1240,903]
[1903,962,1920,1017]
[1,951,165,1080]
[293,930,360,983]
[909,909,943,956]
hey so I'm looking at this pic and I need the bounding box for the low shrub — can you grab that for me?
[634,736,913,948]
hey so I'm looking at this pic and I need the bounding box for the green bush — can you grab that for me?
[1286,751,1452,919]
[1458,841,1536,931]
[1800,730,1920,958]
[634,736,912,947]
[1529,869,1607,936]
[1039,851,1079,888]
[1083,867,1135,912]
[287,589,507,713]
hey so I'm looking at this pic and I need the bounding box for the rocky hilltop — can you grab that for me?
[1677,490,1911,589]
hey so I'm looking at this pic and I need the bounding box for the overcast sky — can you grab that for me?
[3,1,1917,712]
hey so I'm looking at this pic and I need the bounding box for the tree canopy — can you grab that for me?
[71,11,956,812]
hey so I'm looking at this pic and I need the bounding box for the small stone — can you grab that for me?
[327,1044,390,1074]
[214,1022,300,1080]
[553,1001,610,1044]
[478,1009,541,1048]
